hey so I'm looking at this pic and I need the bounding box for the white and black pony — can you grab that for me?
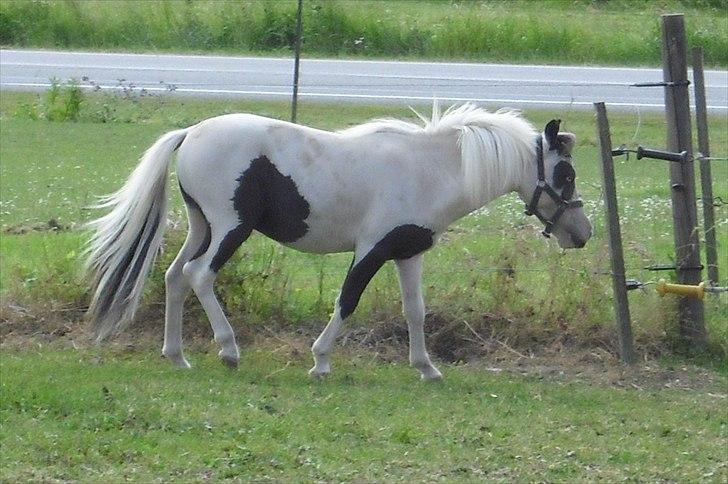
[85,104,591,380]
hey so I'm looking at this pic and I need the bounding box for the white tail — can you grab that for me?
[85,128,189,341]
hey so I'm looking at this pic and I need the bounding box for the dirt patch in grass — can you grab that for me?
[260,317,726,393]
[2,219,73,234]
[1,303,724,393]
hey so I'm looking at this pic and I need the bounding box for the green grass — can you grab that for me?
[1,347,726,482]
[1,0,726,67]
[1,90,727,358]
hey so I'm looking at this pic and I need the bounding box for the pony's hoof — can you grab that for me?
[420,367,443,381]
[308,366,330,379]
[218,345,239,369]
[162,352,192,369]
[220,354,239,370]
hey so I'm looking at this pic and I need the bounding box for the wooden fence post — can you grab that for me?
[595,102,635,364]
[660,14,706,346]
[692,46,719,286]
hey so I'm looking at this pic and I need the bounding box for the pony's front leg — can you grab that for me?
[309,245,385,378]
[395,255,441,380]
[309,303,344,377]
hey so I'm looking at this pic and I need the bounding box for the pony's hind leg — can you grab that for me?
[182,222,253,369]
[162,195,210,368]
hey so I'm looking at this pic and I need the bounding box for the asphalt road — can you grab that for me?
[1,49,727,112]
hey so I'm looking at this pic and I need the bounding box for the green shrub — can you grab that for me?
[0,0,725,66]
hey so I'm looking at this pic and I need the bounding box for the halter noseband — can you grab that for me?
[524,136,583,238]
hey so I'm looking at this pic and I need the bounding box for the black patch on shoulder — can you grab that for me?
[553,161,576,200]
[233,155,310,243]
[179,184,212,262]
[339,225,434,319]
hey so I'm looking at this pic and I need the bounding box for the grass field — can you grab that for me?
[1,0,726,67]
[1,85,727,481]
[1,345,726,482]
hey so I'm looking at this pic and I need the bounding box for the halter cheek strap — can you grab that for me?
[524,137,583,238]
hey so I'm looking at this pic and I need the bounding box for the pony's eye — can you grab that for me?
[566,176,573,183]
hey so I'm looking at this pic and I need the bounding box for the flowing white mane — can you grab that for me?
[339,103,537,204]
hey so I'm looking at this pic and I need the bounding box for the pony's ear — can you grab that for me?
[557,132,576,155]
[544,119,561,150]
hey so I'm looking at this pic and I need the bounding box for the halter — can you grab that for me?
[524,136,583,238]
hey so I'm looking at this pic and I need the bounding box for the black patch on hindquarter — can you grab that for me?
[553,161,576,200]
[211,224,253,273]
[339,224,434,320]
[233,155,310,242]
[209,155,311,272]
[179,184,212,262]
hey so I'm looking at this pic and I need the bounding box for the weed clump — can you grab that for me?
[16,78,83,122]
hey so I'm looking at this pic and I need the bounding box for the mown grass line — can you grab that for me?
[0,0,726,67]
[1,347,725,482]
[0,91,726,357]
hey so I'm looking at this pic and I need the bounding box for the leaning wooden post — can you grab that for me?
[291,0,304,123]
[595,102,635,364]
[660,14,706,346]
[692,46,719,286]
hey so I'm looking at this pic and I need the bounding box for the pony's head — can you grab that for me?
[520,119,592,249]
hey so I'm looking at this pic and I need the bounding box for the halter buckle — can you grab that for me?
[541,221,553,238]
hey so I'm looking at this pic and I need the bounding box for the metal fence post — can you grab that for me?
[291,0,304,123]
[692,46,719,286]
[660,14,706,346]
[595,102,635,364]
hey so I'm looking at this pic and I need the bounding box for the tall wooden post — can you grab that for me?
[595,102,635,364]
[291,0,304,123]
[692,46,719,286]
[660,14,705,346]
